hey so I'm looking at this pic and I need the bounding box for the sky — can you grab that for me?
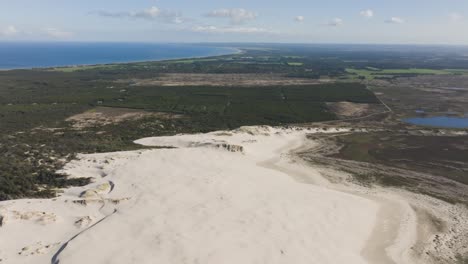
[0,0,467,44]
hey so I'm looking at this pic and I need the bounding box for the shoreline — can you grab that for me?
[0,45,243,71]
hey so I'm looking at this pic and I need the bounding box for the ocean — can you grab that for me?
[0,42,237,70]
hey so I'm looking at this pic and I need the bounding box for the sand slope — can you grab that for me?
[1,126,452,264]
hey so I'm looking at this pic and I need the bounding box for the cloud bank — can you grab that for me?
[1,25,19,36]
[43,28,73,38]
[360,9,374,18]
[205,8,257,24]
[97,6,183,24]
[385,17,405,24]
[295,16,305,22]
[192,25,272,34]
[449,12,463,22]
[325,18,343,27]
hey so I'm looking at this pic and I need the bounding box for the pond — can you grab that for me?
[403,116,468,129]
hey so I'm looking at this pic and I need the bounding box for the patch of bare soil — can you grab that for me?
[66,107,182,129]
[326,102,370,119]
[119,73,323,87]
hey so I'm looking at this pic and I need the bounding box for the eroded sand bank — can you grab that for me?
[0,126,464,264]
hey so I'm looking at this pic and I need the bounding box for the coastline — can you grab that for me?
[0,44,243,71]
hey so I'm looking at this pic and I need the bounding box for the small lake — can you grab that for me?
[404,116,468,129]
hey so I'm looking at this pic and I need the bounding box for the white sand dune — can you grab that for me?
[0,126,458,264]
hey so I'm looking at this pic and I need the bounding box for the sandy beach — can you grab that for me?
[0,126,465,264]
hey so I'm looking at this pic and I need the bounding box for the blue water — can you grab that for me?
[0,42,237,69]
[404,116,468,128]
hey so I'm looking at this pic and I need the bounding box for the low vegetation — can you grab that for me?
[2,44,468,201]
[333,132,468,185]
[0,58,378,200]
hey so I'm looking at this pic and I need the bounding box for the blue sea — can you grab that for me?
[0,42,238,70]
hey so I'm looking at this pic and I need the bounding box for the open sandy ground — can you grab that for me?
[0,126,466,264]
[120,73,322,87]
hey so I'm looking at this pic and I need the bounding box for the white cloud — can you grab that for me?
[385,17,405,24]
[360,9,374,18]
[295,16,305,22]
[192,25,272,34]
[325,18,343,27]
[205,8,257,24]
[43,28,73,38]
[97,6,183,24]
[0,26,75,39]
[1,25,19,36]
[449,12,463,22]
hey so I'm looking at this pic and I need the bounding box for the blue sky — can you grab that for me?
[1,0,467,44]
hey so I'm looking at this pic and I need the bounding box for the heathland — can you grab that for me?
[1,44,468,264]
